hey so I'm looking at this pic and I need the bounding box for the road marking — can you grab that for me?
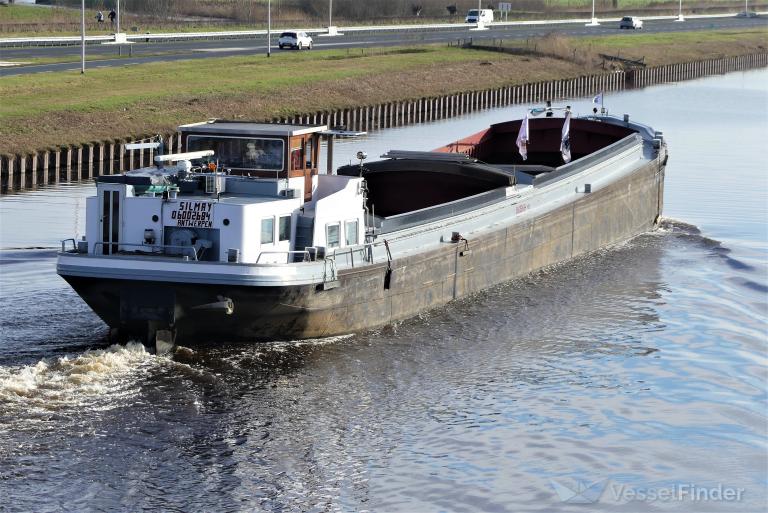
[196,47,252,53]
[313,41,371,47]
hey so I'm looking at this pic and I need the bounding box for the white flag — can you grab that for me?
[560,111,571,164]
[592,92,603,105]
[516,113,529,161]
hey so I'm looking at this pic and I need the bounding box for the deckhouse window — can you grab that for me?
[326,223,340,249]
[291,147,303,171]
[345,220,358,246]
[188,136,284,172]
[279,215,291,242]
[261,217,274,244]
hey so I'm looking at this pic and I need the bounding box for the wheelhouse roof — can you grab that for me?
[179,120,328,137]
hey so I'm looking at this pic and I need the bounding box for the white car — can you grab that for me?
[619,16,643,29]
[278,31,313,50]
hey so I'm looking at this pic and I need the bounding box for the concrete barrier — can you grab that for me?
[1,53,766,194]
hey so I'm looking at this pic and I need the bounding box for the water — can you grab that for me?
[0,70,766,512]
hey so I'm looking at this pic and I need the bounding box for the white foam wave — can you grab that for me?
[0,342,156,413]
[656,217,701,234]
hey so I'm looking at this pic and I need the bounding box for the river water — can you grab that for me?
[0,70,766,513]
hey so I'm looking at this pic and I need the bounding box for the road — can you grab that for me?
[1,16,765,77]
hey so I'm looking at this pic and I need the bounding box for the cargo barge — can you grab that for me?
[57,112,667,350]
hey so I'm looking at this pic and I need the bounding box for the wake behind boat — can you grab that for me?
[56,111,667,350]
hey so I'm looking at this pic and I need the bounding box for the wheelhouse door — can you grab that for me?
[99,187,122,255]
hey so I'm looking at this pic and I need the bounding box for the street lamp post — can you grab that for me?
[267,0,271,58]
[329,0,332,29]
[116,0,120,34]
[586,0,599,26]
[676,0,685,21]
[80,0,85,73]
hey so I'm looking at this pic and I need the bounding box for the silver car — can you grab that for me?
[278,31,313,50]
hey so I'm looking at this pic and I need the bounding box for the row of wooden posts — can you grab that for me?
[1,53,766,194]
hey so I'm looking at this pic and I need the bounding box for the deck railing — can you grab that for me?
[90,242,199,260]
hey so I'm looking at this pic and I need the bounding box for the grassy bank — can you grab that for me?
[1,28,766,155]
[502,26,768,66]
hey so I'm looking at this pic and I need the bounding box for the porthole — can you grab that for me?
[223,218,230,226]
[152,215,159,222]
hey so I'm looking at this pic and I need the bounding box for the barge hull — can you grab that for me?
[63,157,664,343]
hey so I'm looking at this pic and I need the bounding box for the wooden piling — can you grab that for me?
[17,155,27,190]
[42,151,51,185]
[28,153,38,187]
[0,155,10,191]
[52,149,61,184]
[6,156,16,191]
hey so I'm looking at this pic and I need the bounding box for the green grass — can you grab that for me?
[0,4,79,23]
[580,26,768,48]
[0,47,482,121]
[1,50,182,66]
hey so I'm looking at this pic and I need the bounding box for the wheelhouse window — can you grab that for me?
[291,147,303,170]
[261,217,274,244]
[188,136,284,172]
[279,215,291,242]
[326,223,340,249]
[345,220,358,246]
